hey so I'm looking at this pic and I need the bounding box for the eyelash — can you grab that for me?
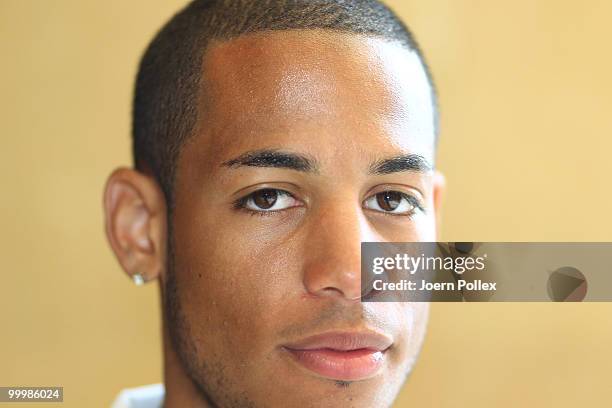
[233,189,424,217]
[369,192,424,218]
[232,189,295,217]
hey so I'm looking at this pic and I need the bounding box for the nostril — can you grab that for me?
[302,256,362,300]
[319,286,346,297]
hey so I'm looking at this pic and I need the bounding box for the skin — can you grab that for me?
[104,30,445,407]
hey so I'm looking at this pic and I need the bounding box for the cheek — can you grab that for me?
[171,208,304,356]
[372,213,438,242]
[416,213,438,241]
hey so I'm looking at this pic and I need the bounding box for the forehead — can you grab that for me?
[193,29,435,166]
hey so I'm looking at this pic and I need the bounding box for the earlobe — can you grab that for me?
[103,167,168,284]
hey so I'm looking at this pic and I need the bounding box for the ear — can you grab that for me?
[103,167,168,285]
[432,170,446,239]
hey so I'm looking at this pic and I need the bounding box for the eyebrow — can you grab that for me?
[221,149,317,172]
[368,154,433,174]
[221,149,432,175]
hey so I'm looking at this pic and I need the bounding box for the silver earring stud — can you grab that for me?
[132,273,145,286]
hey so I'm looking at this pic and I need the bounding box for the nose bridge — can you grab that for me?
[302,201,375,300]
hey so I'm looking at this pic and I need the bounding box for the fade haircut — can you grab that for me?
[132,0,438,204]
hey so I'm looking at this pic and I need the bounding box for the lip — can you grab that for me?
[283,331,393,381]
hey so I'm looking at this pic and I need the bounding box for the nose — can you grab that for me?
[301,202,379,301]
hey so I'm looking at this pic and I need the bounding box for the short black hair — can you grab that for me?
[133,0,438,204]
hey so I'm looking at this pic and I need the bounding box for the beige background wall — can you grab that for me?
[1,1,611,406]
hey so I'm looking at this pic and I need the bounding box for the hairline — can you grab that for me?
[163,28,436,207]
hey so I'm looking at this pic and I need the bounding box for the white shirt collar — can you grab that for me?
[111,383,164,408]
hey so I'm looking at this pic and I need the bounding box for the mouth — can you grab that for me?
[282,331,393,381]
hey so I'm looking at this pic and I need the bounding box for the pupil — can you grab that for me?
[253,189,278,209]
[377,191,401,211]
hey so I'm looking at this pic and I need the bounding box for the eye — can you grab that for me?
[363,191,421,216]
[236,188,301,212]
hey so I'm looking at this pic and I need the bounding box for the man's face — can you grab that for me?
[168,30,439,407]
